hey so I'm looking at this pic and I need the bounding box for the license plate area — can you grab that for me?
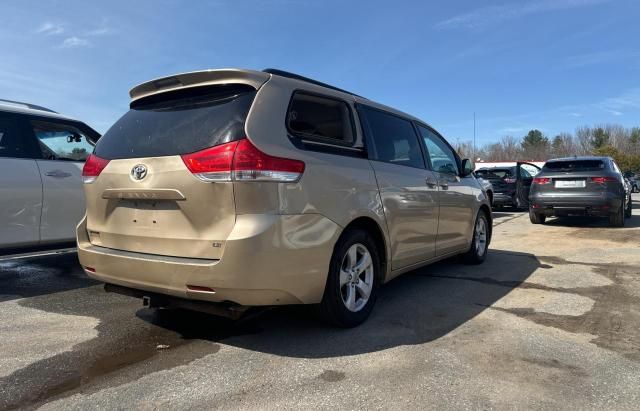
[555,180,585,188]
[117,200,175,228]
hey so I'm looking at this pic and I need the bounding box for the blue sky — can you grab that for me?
[1,0,639,145]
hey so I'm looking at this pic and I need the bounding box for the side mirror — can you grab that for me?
[460,158,474,177]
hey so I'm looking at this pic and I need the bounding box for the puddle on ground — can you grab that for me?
[0,294,227,410]
[492,264,640,361]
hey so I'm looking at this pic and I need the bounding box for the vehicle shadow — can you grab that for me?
[142,248,540,359]
[0,249,538,408]
[544,215,640,229]
[0,253,97,302]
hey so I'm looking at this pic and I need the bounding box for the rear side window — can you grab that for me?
[358,106,425,168]
[94,85,256,160]
[0,113,33,159]
[543,160,605,172]
[287,92,354,145]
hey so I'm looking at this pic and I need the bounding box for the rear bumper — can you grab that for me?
[77,213,341,306]
[529,192,622,216]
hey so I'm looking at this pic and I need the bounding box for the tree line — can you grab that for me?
[455,124,640,172]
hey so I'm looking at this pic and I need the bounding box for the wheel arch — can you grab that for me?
[339,217,389,283]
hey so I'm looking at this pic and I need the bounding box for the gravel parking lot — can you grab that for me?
[1,194,639,410]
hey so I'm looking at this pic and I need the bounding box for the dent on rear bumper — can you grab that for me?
[76,214,341,306]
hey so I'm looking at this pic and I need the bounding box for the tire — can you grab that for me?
[529,208,546,224]
[463,210,489,265]
[609,201,625,227]
[625,197,632,218]
[317,229,380,328]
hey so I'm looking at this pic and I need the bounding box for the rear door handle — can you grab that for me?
[45,170,72,178]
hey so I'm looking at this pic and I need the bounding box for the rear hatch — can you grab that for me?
[83,84,257,259]
[475,168,515,193]
[534,159,617,197]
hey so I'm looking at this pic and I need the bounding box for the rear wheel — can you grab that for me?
[609,201,625,227]
[318,229,380,327]
[463,211,489,265]
[529,208,546,224]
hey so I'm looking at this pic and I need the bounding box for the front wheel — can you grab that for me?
[318,229,380,327]
[463,211,489,265]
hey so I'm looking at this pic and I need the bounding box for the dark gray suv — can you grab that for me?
[529,156,632,227]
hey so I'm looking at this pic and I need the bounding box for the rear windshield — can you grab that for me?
[94,85,256,160]
[476,168,513,179]
[543,160,605,172]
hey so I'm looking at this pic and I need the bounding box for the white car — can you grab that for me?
[0,99,100,252]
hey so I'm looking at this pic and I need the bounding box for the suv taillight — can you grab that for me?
[591,176,617,184]
[82,154,110,184]
[181,139,305,183]
[533,177,551,185]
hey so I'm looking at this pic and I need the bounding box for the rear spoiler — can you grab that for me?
[129,69,271,103]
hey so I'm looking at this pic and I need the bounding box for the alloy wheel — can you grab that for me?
[339,243,374,312]
[475,217,488,257]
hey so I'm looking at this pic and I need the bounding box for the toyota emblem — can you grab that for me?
[131,164,148,181]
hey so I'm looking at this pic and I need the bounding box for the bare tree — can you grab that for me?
[473,124,639,171]
[574,126,592,155]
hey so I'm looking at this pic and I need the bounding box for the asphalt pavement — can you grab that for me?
[1,194,639,410]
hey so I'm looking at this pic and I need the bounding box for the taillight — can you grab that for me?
[232,139,305,181]
[533,177,551,185]
[82,154,110,184]
[591,176,617,184]
[181,140,239,181]
[181,138,305,183]
[503,177,516,184]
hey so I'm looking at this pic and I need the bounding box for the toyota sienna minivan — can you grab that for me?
[78,68,491,327]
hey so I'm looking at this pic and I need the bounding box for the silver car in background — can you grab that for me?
[0,99,100,252]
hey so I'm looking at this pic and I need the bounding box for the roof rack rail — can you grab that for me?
[0,98,58,114]
[263,68,362,98]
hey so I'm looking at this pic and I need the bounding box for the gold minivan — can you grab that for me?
[78,68,491,327]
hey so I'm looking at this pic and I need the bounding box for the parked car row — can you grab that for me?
[475,156,633,227]
[1,68,634,327]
